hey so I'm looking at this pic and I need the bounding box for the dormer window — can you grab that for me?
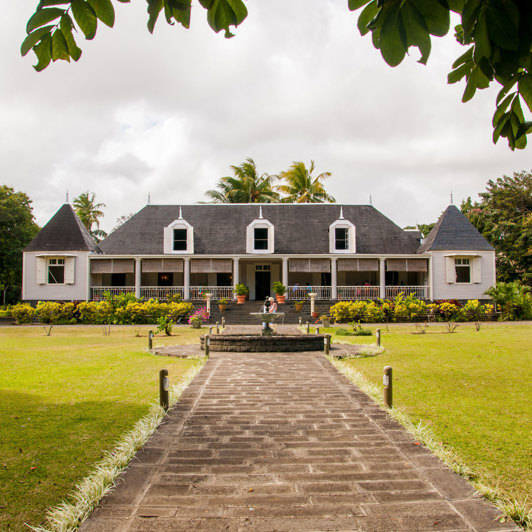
[247,212,274,254]
[173,229,188,251]
[329,217,355,254]
[164,214,194,254]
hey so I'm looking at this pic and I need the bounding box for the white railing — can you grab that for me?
[337,286,380,300]
[91,287,135,300]
[190,286,234,300]
[385,286,429,299]
[141,286,184,300]
[288,286,331,300]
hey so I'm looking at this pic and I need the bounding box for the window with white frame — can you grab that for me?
[329,220,355,253]
[48,258,65,284]
[164,219,194,254]
[246,219,274,253]
[455,258,470,283]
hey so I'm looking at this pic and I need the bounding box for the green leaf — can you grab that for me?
[21,25,54,56]
[401,2,431,65]
[51,28,70,61]
[33,33,52,71]
[462,64,489,102]
[451,45,472,68]
[411,0,449,37]
[147,0,163,33]
[71,0,98,39]
[60,15,83,60]
[379,3,407,67]
[26,8,65,33]
[87,0,115,27]
[492,92,516,127]
[205,0,247,35]
[492,112,508,143]
[348,0,371,10]
[518,73,532,113]
[496,76,519,105]
[485,1,519,51]
[447,61,470,84]
[473,11,490,62]
[461,0,480,43]
[38,0,71,6]
[357,0,379,36]
[446,0,464,12]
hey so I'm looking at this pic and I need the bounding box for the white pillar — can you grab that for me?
[379,258,386,299]
[184,257,190,300]
[331,257,337,300]
[135,258,142,299]
[428,255,433,300]
[309,292,317,315]
[282,257,288,299]
[233,257,240,300]
[205,293,212,316]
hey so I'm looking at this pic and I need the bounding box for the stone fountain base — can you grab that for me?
[200,334,326,352]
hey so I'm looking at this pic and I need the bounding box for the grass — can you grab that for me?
[328,321,532,527]
[0,325,205,531]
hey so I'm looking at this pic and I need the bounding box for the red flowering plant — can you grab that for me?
[188,306,209,325]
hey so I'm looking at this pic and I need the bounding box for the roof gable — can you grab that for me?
[98,204,420,255]
[418,205,494,252]
[24,204,99,253]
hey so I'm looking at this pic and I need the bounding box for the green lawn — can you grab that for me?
[0,325,204,531]
[330,322,532,511]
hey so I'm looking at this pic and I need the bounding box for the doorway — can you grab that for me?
[255,265,271,301]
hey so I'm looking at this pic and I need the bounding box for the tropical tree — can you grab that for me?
[276,161,335,203]
[20,1,532,150]
[73,191,107,241]
[0,186,40,305]
[206,158,279,203]
[461,171,532,285]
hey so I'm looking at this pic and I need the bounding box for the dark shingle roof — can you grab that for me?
[98,204,420,255]
[418,205,494,252]
[24,204,99,252]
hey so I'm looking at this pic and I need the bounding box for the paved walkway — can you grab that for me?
[80,352,517,531]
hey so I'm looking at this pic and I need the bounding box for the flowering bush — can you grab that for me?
[462,299,494,321]
[188,306,209,325]
[36,301,76,324]
[364,301,385,322]
[11,303,36,324]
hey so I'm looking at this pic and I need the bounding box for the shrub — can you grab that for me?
[392,293,427,322]
[188,306,209,325]
[168,302,195,322]
[485,282,532,321]
[36,301,76,324]
[462,299,494,322]
[330,302,355,322]
[364,301,385,322]
[11,303,36,324]
[157,315,174,335]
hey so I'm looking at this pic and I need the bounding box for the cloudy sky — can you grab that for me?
[1,1,530,234]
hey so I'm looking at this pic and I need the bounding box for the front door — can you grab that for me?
[255,265,271,301]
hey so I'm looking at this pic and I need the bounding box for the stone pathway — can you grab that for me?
[80,352,518,531]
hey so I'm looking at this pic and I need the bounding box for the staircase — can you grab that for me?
[206,300,332,325]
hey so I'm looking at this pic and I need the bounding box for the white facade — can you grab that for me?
[430,250,496,300]
[23,251,90,301]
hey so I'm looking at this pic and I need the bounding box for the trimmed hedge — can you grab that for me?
[11,300,195,325]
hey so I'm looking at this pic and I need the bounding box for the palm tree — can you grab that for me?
[73,191,107,241]
[206,158,280,203]
[276,161,335,203]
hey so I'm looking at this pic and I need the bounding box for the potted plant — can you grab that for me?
[218,297,229,312]
[294,300,304,312]
[320,315,331,327]
[188,307,209,328]
[272,281,287,304]
[233,283,249,304]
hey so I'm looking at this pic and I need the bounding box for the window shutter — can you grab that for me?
[64,257,75,284]
[163,227,172,253]
[36,257,46,284]
[445,257,455,283]
[472,257,482,283]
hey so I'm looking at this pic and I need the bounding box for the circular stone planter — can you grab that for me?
[200,334,327,352]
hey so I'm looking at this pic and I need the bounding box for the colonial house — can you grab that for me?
[22,203,495,304]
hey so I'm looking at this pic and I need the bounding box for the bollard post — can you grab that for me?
[148,330,153,350]
[316,327,320,334]
[222,317,225,328]
[209,326,213,335]
[383,366,392,408]
[306,321,310,334]
[216,321,220,334]
[323,334,330,355]
[299,317,302,326]
[376,328,381,347]
[159,369,169,411]
[204,335,210,357]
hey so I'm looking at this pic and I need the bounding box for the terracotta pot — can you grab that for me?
[276,295,286,304]
[191,321,201,328]
[294,304,303,312]
[311,311,319,318]
[218,304,227,312]
[236,295,246,304]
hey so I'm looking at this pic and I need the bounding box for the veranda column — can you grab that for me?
[282,257,288,299]
[379,258,386,299]
[233,257,240,301]
[331,257,337,300]
[184,257,190,301]
[135,258,142,299]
